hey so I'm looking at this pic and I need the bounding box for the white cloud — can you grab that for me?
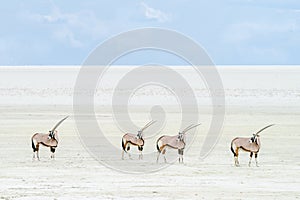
[28,4,108,48]
[141,2,170,23]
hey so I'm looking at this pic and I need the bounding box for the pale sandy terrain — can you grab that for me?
[0,66,300,199]
[0,105,299,199]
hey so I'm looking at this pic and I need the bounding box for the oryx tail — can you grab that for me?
[230,140,237,157]
[31,138,37,152]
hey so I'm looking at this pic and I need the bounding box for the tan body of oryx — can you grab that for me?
[230,124,274,167]
[31,116,68,160]
[231,136,260,167]
[121,120,156,160]
[156,124,201,163]
[156,135,186,163]
[122,133,144,159]
[157,135,186,150]
[31,131,59,160]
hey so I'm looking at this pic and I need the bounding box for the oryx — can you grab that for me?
[31,116,69,160]
[121,120,156,160]
[156,123,201,163]
[230,124,275,167]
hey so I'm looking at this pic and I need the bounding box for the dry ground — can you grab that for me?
[0,105,299,199]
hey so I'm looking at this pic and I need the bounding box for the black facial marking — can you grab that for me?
[48,131,54,139]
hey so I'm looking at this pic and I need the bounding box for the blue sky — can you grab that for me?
[0,0,299,65]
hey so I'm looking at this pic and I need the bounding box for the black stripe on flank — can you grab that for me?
[40,142,57,148]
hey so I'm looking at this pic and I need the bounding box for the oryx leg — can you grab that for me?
[50,147,56,159]
[162,149,167,163]
[157,145,167,163]
[138,146,143,160]
[158,145,168,163]
[32,141,38,160]
[178,149,184,163]
[35,143,40,161]
[138,153,143,160]
[128,153,132,159]
[32,146,35,159]
[156,151,161,163]
[122,150,125,160]
[121,142,125,160]
[248,152,253,167]
[255,153,259,167]
[122,142,132,160]
[127,144,132,159]
[234,147,240,167]
[32,148,36,160]
[36,150,40,161]
[121,150,132,160]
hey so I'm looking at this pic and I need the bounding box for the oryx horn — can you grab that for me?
[255,124,275,136]
[182,123,201,134]
[140,120,156,131]
[51,116,69,133]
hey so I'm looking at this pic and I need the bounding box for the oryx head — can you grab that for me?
[177,132,185,141]
[137,130,143,139]
[48,130,58,140]
[48,130,54,139]
[250,134,259,144]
